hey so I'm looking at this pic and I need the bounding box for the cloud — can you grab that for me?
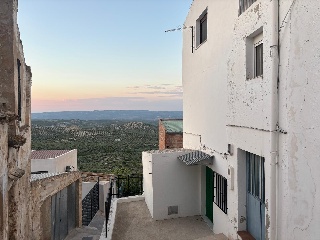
[32,96,182,113]
[126,83,183,97]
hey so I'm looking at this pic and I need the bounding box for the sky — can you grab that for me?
[17,0,193,113]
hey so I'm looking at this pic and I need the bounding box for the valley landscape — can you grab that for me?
[31,110,183,175]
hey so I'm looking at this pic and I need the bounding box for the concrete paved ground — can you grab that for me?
[65,210,105,240]
[112,200,228,240]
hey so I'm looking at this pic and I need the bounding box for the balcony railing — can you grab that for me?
[239,0,257,16]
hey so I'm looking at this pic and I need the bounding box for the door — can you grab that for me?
[51,184,77,240]
[246,152,265,240]
[206,166,213,222]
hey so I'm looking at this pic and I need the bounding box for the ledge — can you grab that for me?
[237,231,255,240]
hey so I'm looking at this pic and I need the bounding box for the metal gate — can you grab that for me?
[51,182,76,240]
[246,152,265,240]
[82,181,99,226]
[115,174,143,198]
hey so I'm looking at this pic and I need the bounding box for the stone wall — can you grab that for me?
[165,133,183,149]
[159,121,183,150]
[81,172,114,182]
[30,172,82,240]
[158,121,166,150]
[0,0,32,239]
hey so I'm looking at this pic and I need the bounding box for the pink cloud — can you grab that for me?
[32,97,182,113]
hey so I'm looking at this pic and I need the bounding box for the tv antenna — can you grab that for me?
[164,25,194,53]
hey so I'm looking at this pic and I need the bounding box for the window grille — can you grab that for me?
[213,171,228,214]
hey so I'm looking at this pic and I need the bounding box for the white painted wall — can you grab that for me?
[99,181,110,213]
[183,0,320,239]
[31,149,77,173]
[82,182,96,201]
[142,150,201,220]
[183,1,240,238]
[142,151,154,217]
[277,0,320,238]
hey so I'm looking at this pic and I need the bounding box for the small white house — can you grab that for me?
[143,0,320,240]
[31,149,77,173]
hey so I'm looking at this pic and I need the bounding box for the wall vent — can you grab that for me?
[168,205,178,215]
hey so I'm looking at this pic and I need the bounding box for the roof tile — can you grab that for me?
[31,150,72,159]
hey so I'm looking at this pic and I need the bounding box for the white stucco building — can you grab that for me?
[31,149,77,173]
[143,0,320,239]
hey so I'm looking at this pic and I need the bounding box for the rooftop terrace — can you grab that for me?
[112,200,227,240]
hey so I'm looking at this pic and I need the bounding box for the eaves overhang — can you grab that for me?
[178,150,213,166]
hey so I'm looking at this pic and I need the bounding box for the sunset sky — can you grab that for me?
[18,0,193,113]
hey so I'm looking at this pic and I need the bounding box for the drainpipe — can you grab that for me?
[269,0,279,239]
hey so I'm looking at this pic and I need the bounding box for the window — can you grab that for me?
[213,171,228,214]
[247,152,265,203]
[200,13,207,44]
[246,30,263,79]
[196,8,208,47]
[254,39,263,77]
[239,0,257,16]
[17,59,21,121]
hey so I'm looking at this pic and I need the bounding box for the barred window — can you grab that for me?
[213,171,228,214]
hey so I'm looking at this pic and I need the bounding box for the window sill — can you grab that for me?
[246,75,263,81]
[237,231,255,240]
[195,39,207,50]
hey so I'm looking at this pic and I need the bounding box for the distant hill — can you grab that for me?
[31,110,183,121]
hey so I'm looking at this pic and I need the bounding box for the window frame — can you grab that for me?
[199,13,207,44]
[246,30,263,80]
[196,8,208,48]
[247,152,265,203]
[254,34,263,77]
[17,59,22,121]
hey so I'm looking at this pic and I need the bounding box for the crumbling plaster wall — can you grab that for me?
[277,0,320,239]
[30,172,82,240]
[184,0,320,239]
[0,0,32,239]
[0,124,9,239]
[227,1,276,239]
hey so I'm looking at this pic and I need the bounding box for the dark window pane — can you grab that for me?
[200,14,207,44]
[247,152,265,202]
[17,59,21,121]
[255,43,263,77]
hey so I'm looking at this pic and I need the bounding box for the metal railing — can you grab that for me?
[115,174,143,198]
[105,180,114,238]
[82,178,100,226]
[105,174,143,237]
